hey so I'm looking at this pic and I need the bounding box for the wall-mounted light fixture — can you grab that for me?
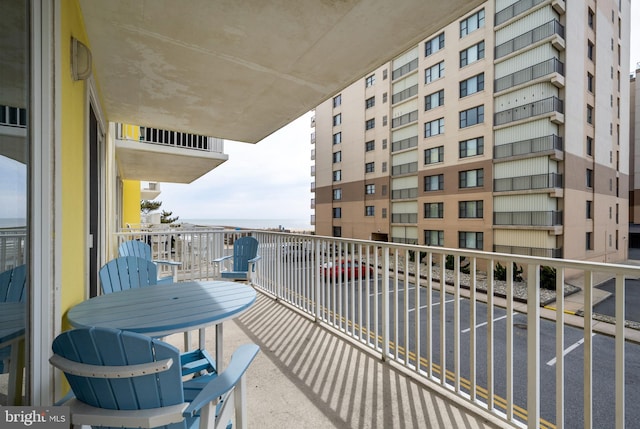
[71,37,92,81]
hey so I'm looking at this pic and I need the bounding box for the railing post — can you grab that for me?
[527,264,540,429]
[382,246,389,361]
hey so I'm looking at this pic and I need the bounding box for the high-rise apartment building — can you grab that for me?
[312,0,631,262]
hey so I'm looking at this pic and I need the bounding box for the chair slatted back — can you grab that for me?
[232,237,258,272]
[99,256,157,294]
[52,327,185,418]
[118,240,152,260]
[0,264,26,303]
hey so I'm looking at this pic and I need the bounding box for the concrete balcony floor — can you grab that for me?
[167,291,504,429]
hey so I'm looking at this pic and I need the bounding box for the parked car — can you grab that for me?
[321,259,373,280]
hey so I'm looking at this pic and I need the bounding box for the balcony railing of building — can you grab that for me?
[391,188,418,200]
[493,243,562,258]
[494,134,563,160]
[114,228,638,428]
[310,182,316,192]
[0,228,26,272]
[392,58,418,81]
[494,58,564,93]
[310,165,316,176]
[493,210,563,226]
[391,162,418,176]
[391,213,418,224]
[392,135,418,152]
[0,105,27,128]
[392,84,418,105]
[310,149,315,160]
[494,172,562,192]
[495,20,565,60]
[494,96,564,126]
[115,124,224,153]
[392,110,418,129]
[494,0,547,26]
[310,132,316,145]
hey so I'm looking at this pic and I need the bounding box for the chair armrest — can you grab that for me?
[248,255,261,263]
[212,255,232,264]
[183,344,259,417]
[153,260,182,267]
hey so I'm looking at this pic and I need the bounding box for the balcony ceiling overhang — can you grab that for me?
[115,139,228,183]
[79,0,483,143]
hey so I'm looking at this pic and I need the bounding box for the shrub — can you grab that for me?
[445,255,470,274]
[540,266,557,290]
[493,262,523,282]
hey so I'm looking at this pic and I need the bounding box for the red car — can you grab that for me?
[321,259,373,280]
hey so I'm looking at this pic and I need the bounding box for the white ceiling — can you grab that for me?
[79,0,484,143]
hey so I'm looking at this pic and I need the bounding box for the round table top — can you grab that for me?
[67,281,256,336]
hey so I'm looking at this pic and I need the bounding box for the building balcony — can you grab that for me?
[494,172,563,194]
[494,211,563,232]
[114,124,228,184]
[494,96,564,128]
[494,58,565,94]
[0,105,28,164]
[110,228,640,428]
[140,181,161,200]
[391,187,419,200]
[494,134,563,162]
[495,19,565,60]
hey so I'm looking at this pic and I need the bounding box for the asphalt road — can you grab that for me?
[594,277,640,322]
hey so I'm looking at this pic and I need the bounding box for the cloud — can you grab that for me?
[158,111,313,222]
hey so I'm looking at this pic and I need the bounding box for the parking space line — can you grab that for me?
[407,298,455,312]
[461,313,514,333]
[546,333,596,366]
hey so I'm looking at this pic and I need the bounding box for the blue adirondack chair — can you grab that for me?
[50,327,259,429]
[99,256,159,294]
[213,237,261,284]
[118,239,181,284]
[0,264,26,374]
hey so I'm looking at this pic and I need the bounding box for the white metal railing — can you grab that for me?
[114,228,639,429]
[0,228,27,272]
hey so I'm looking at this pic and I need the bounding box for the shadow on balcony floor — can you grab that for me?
[169,292,504,429]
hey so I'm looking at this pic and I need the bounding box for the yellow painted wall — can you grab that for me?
[60,0,92,321]
[123,180,142,227]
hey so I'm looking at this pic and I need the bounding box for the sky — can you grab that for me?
[153,4,640,226]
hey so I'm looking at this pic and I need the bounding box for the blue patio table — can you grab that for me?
[0,302,26,405]
[67,280,256,369]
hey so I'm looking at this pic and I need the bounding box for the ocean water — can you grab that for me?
[0,218,26,228]
[181,219,313,231]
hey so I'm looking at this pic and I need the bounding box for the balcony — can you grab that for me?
[494,58,565,94]
[391,187,419,200]
[495,20,565,60]
[494,96,564,127]
[114,124,228,183]
[494,172,563,194]
[493,210,563,230]
[494,0,547,26]
[494,134,563,161]
[140,181,161,200]
[0,105,28,164]
[113,228,640,428]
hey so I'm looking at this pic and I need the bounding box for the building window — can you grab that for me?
[333,226,342,237]
[586,200,593,219]
[459,137,484,158]
[459,169,484,188]
[588,8,594,28]
[587,105,593,124]
[425,230,444,246]
[586,232,593,250]
[425,61,445,84]
[383,69,388,80]
[333,207,342,218]
[332,151,342,163]
[333,132,342,144]
[365,184,375,194]
[425,89,445,111]
[365,74,375,87]
[425,174,444,191]
[365,162,375,173]
[382,162,387,173]
[365,140,375,152]
[587,40,594,60]
[587,136,593,156]
[459,105,484,128]
[459,231,483,250]
[460,73,484,97]
[381,185,387,196]
[333,113,342,126]
[586,169,593,188]
[366,96,375,109]
[459,200,483,218]
[383,115,388,126]
[383,92,388,103]
[365,206,375,216]
[333,170,342,182]
[425,33,445,56]
[333,189,342,200]
[587,73,594,92]
[425,118,445,137]
[365,118,375,130]
[424,146,444,164]
[424,202,444,219]
[460,9,485,37]
[382,208,387,218]
[333,94,342,108]
[460,41,485,67]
